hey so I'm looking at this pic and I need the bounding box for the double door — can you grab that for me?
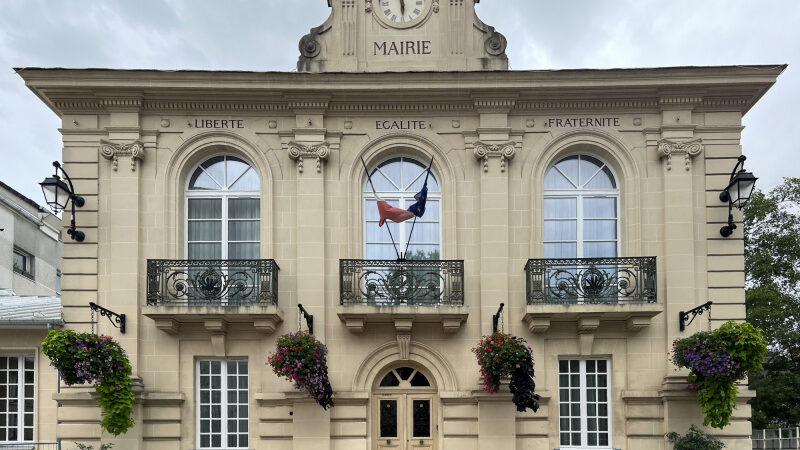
[375,394,436,450]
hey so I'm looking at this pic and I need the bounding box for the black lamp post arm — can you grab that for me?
[88,302,126,334]
[298,303,314,335]
[492,302,505,333]
[679,301,712,332]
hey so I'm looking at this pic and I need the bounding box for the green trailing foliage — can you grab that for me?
[41,330,134,435]
[666,424,725,450]
[672,321,767,428]
[743,178,800,428]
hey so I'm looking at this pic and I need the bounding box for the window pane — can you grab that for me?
[230,168,259,191]
[379,400,398,437]
[368,169,397,191]
[584,242,616,258]
[405,245,440,260]
[403,222,439,244]
[378,159,402,187]
[228,221,259,241]
[544,220,577,241]
[188,199,222,219]
[583,197,616,218]
[201,156,226,185]
[544,198,577,218]
[544,243,577,259]
[585,166,616,189]
[225,158,250,187]
[188,221,222,241]
[584,220,616,240]
[544,168,576,189]
[189,169,221,191]
[555,156,579,184]
[228,243,259,259]
[412,400,431,437]
[188,243,221,260]
[579,155,604,186]
[229,198,260,219]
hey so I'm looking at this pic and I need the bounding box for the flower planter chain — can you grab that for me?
[678,301,712,332]
[298,303,314,335]
[89,302,126,334]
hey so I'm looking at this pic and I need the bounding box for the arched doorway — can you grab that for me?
[372,365,437,449]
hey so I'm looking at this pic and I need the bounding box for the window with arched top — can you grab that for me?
[363,156,441,259]
[186,155,260,260]
[543,154,618,259]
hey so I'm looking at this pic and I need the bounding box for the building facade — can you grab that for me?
[15,1,784,449]
[0,181,63,448]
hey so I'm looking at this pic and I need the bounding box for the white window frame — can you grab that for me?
[184,154,260,260]
[12,248,34,279]
[0,353,35,444]
[558,357,613,450]
[543,154,620,259]
[362,156,442,259]
[195,358,249,449]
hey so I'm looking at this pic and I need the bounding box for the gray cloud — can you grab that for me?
[0,0,796,204]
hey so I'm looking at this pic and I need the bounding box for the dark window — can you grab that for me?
[379,400,398,437]
[12,248,33,279]
[412,400,431,437]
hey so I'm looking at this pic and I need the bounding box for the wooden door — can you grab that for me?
[406,394,435,449]
[377,395,403,449]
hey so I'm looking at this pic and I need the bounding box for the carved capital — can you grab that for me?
[473,141,516,173]
[432,0,440,13]
[657,138,703,171]
[99,139,144,172]
[365,0,373,12]
[287,141,330,173]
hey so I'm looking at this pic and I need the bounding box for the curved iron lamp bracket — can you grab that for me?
[298,303,314,335]
[492,302,505,333]
[88,302,126,334]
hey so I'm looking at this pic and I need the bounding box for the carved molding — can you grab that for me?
[298,25,323,60]
[657,138,703,171]
[432,0,440,12]
[365,0,372,12]
[473,141,516,173]
[99,139,145,172]
[484,27,507,56]
[287,141,330,173]
[396,333,411,360]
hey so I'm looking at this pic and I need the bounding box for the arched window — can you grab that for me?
[363,156,441,259]
[186,155,260,260]
[544,154,618,259]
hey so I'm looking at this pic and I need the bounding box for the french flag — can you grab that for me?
[377,200,415,227]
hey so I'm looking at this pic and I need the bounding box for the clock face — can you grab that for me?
[378,0,427,28]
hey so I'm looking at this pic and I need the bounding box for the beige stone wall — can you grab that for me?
[14,65,782,449]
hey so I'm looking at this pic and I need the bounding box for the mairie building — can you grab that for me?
[13,1,785,449]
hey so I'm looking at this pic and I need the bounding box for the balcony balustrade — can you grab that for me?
[525,256,657,305]
[522,257,661,335]
[146,259,279,306]
[338,259,468,333]
[144,259,282,335]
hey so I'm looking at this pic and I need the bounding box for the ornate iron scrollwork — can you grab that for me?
[340,259,464,306]
[147,259,279,306]
[525,257,657,304]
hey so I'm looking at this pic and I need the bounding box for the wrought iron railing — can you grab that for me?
[525,257,657,304]
[0,443,60,450]
[146,259,279,306]
[340,259,464,306]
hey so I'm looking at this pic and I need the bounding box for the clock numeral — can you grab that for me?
[413,8,420,14]
[391,14,397,21]
[381,1,388,5]
[416,0,423,4]
[384,8,391,15]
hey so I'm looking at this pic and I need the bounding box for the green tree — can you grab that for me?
[744,177,800,428]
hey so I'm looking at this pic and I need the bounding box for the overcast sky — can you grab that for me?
[0,0,797,205]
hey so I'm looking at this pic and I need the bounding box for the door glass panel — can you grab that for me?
[409,372,430,387]
[379,372,400,387]
[395,367,414,380]
[412,399,431,438]
[379,400,398,438]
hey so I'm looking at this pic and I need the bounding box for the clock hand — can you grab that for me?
[400,0,405,15]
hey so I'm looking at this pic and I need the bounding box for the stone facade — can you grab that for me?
[14,1,785,449]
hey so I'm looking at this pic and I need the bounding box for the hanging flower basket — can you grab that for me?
[41,330,134,435]
[268,331,334,409]
[472,332,540,412]
[671,320,766,428]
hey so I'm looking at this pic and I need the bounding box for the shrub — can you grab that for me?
[666,424,725,450]
[671,321,767,428]
[41,330,134,435]
[268,331,334,409]
[472,332,540,412]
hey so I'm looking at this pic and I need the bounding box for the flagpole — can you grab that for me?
[403,155,434,257]
[360,157,401,260]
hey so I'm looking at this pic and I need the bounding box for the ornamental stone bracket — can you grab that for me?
[336,305,468,334]
[657,138,703,171]
[99,139,145,172]
[473,141,516,173]
[287,141,330,173]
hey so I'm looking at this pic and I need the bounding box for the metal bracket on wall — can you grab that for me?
[492,303,505,333]
[88,302,126,334]
[678,301,712,332]
[298,303,314,335]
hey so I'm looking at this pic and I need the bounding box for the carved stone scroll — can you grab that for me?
[99,140,145,172]
[657,138,703,171]
[287,141,330,173]
[473,141,516,173]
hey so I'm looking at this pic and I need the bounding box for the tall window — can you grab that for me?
[0,355,35,443]
[197,359,248,449]
[544,155,618,259]
[186,155,260,260]
[558,358,611,449]
[364,157,441,259]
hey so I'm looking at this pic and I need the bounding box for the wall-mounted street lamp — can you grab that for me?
[719,155,758,237]
[39,161,85,241]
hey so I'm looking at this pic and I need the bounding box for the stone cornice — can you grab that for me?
[515,98,660,111]
[657,138,704,171]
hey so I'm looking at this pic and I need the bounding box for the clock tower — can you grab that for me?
[297,0,508,72]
